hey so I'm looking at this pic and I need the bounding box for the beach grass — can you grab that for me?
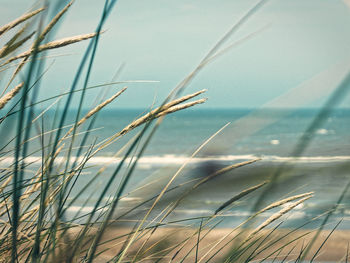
[0,1,349,262]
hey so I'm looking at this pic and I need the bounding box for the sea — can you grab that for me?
[1,108,350,229]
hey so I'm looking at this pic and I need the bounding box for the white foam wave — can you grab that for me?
[174,209,212,215]
[265,155,350,163]
[66,206,108,213]
[1,154,350,166]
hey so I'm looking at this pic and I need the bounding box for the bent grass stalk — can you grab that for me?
[197,192,313,263]
[0,31,35,59]
[0,8,45,37]
[246,195,313,242]
[114,123,230,262]
[1,32,99,67]
[0,82,24,110]
[0,87,128,219]
[26,89,206,210]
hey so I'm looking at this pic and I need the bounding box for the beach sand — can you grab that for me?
[75,226,350,262]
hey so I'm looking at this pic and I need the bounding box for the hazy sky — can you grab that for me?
[2,0,350,109]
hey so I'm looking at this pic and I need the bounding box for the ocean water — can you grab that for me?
[79,108,350,157]
[1,108,349,229]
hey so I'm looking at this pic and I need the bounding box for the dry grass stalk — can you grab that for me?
[1,1,72,66]
[63,86,127,141]
[215,181,268,215]
[2,24,29,49]
[0,145,64,218]
[119,94,206,137]
[0,82,24,109]
[194,159,260,189]
[1,2,73,94]
[36,1,74,45]
[34,32,98,53]
[0,173,12,193]
[257,192,314,215]
[0,31,36,58]
[95,89,207,152]
[161,159,261,222]
[157,98,207,116]
[0,22,34,58]
[23,87,129,202]
[19,142,112,228]
[2,32,98,66]
[246,195,313,241]
[2,31,97,94]
[3,61,26,96]
[197,192,314,262]
[159,89,206,109]
[0,8,44,37]
[120,89,206,136]
[115,123,229,263]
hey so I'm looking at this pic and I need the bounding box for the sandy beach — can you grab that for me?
[76,226,350,262]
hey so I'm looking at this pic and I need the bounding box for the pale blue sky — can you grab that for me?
[1,0,350,109]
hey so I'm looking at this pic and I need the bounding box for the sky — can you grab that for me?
[1,0,350,109]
